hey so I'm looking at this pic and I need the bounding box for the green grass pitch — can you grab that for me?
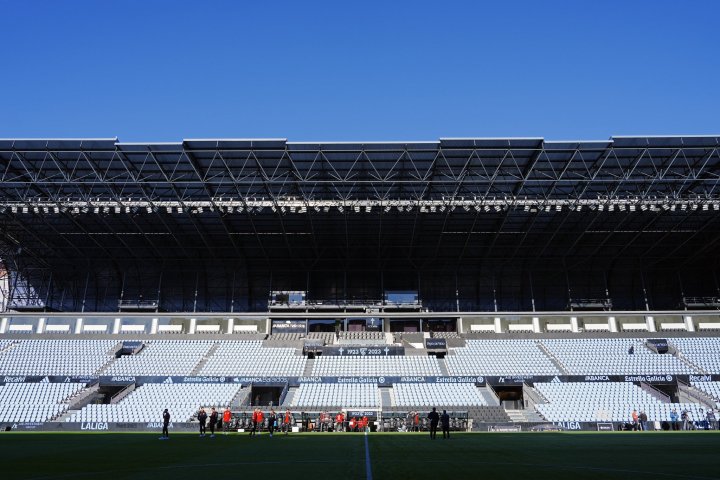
[2,431,718,479]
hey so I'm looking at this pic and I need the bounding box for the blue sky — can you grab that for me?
[1,0,718,142]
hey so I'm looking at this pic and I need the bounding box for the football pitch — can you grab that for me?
[2,431,719,480]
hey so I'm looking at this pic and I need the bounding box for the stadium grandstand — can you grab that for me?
[1,136,720,433]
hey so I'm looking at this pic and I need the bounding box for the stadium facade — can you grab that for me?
[1,136,719,433]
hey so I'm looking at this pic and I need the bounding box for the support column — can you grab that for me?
[457,317,463,334]
[227,318,234,334]
[36,317,46,334]
[645,316,656,333]
[189,318,197,334]
[532,316,541,333]
[75,318,84,334]
[684,315,695,332]
[151,318,159,335]
[1,317,8,334]
[494,317,502,334]
[113,318,121,334]
[570,316,579,333]
[608,316,618,333]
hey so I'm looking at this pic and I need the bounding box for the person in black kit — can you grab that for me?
[209,407,218,438]
[198,407,207,437]
[268,409,276,437]
[441,410,450,439]
[427,407,439,439]
[160,408,170,440]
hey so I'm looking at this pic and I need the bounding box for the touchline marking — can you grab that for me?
[364,430,373,480]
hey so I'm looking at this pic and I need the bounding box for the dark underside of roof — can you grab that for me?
[1,136,719,312]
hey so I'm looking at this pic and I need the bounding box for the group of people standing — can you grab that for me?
[427,407,451,439]
[197,406,233,437]
[249,408,294,436]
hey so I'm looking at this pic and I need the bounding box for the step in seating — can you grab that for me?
[671,338,720,373]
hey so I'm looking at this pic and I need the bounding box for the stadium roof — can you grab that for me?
[1,136,719,272]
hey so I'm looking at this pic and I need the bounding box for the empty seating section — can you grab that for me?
[691,382,720,406]
[306,332,336,344]
[432,332,460,339]
[541,339,694,375]
[311,356,441,376]
[534,382,703,422]
[68,384,241,423]
[0,340,115,375]
[269,333,304,341]
[392,383,486,407]
[103,340,213,376]
[671,338,720,373]
[338,331,386,342]
[0,383,85,422]
[291,383,380,408]
[446,340,559,375]
[198,341,305,376]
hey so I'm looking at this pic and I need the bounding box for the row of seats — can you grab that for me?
[0,383,85,422]
[534,382,705,422]
[311,356,441,376]
[691,381,720,406]
[68,384,241,423]
[392,383,486,407]
[291,383,380,408]
[0,340,116,375]
[103,340,215,376]
[446,340,559,375]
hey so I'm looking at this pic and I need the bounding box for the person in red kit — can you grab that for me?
[336,411,345,432]
[223,407,232,435]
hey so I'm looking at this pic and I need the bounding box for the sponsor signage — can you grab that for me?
[425,338,447,350]
[271,320,306,333]
[11,422,44,430]
[597,423,614,431]
[347,410,378,419]
[321,345,404,356]
[0,375,96,386]
[647,339,669,354]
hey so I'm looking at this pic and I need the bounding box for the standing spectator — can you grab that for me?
[706,408,716,430]
[197,407,207,437]
[349,417,356,432]
[639,411,648,431]
[209,407,218,438]
[670,409,679,431]
[414,411,420,432]
[682,410,692,430]
[284,409,292,435]
[427,407,439,439]
[441,410,450,439]
[362,415,369,432]
[256,409,265,435]
[268,409,277,437]
[336,411,345,432]
[223,407,232,435]
[249,408,258,436]
[160,408,170,440]
[631,409,639,431]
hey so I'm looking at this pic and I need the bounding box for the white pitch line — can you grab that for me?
[364,430,373,480]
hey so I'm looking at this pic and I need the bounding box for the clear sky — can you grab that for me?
[1,0,719,142]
